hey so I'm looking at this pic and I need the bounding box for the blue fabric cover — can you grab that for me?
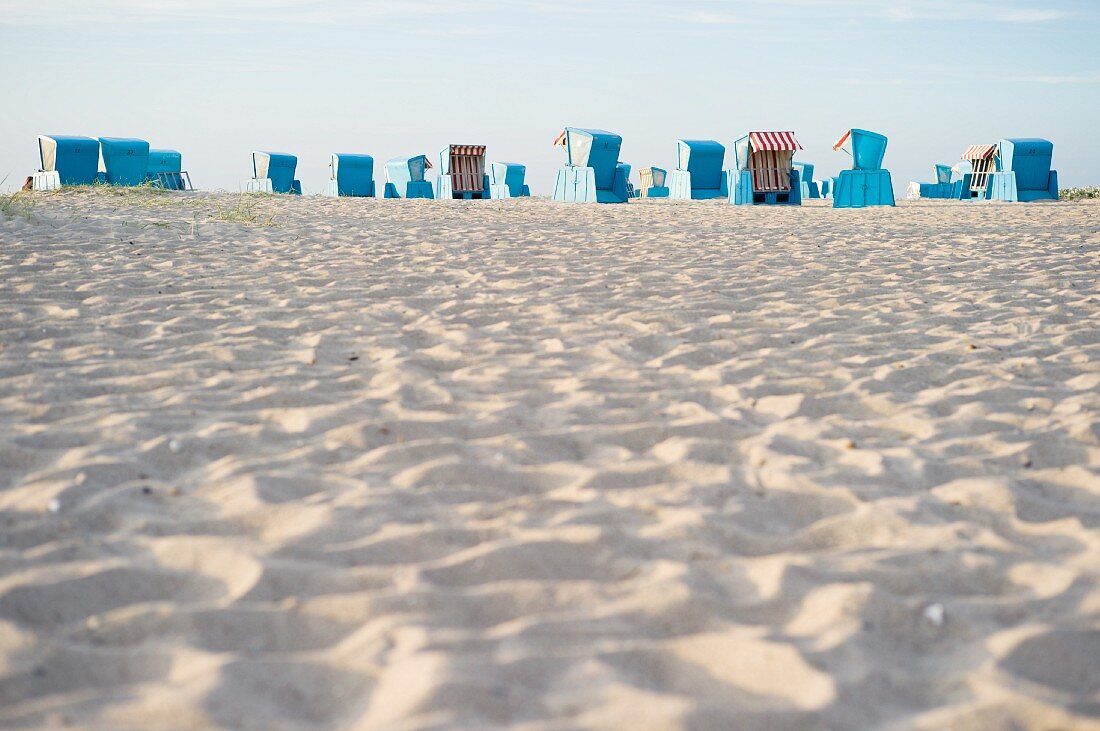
[676,140,725,190]
[253,152,298,194]
[38,135,100,185]
[997,138,1054,192]
[99,137,151,185]
[563,128,622,189]
[148,149,182,175]
[332,153,375,197]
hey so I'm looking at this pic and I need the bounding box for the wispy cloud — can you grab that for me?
[1015,71,1100,84]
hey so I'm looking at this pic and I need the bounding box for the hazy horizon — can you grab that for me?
[2,0,1098,195]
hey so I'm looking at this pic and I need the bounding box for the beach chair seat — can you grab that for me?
[384,155,434,199]
[551,128,630,204]
[987,138,1058,202]
[635,167,669,198]
[487,162,530,199]
[831,129,895,208]
[98,137,151,186]
[325,153,375,197]
[730,132,803,206]
[668,140,727,199]
[250,151,301,194]
[36,135,100,188]
[147,149,193,191]
[437,145,489,200]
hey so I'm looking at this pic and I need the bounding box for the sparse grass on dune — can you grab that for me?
[1060,186,1100,201]
[0,190,36,220]
[211,192,279,226]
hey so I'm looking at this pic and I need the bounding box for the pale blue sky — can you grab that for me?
[2,0,1097,194]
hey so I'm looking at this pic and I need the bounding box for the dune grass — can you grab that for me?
[1060,187,1100,201]
[211,192,279,226]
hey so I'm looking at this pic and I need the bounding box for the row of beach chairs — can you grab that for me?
[30,129,1058,208]
[907,139,1059,202]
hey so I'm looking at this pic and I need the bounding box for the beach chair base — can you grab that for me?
[730,170,802,206]
[438,175,489,200]
[32,171,61,191]
[633,186,669,199]
[246,178,274,193]
[833,170,895,208]
[667,170,728,200]
[154,171,193,191]
[384,181,434,199]
[800,180,821,199]
[552,165,629,203]
[488,183,530,199]
[325,180,375,197]
[987,170,1058,202]
[908,181,955,199]
[820,179,832,198]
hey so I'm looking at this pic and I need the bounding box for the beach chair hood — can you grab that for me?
[934,164,952,185]
[676,140,725,190]
[253,151,298,193]
[792,161,815,183]
[997,138,1053,191]
[833,129,888,170]
[99,137,151,185]
[554,128,622,189]
[331,153,374,196]
[147,149,183,175]
[37,135,100,185]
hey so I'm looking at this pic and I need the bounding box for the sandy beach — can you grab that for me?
[1,189,1098,730]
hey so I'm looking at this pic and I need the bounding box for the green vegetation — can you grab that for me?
[1060,187,1100,201]
[211,193,279,226]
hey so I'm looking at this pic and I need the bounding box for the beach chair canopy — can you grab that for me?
[734,132,803,192]
[331,153,374,195]
[997,138,1053,190]
[99,137,151,185]
[439,145,487,193]
[148,149,182,175]
[792,161,815,183]
[833,129,888,171]
[934,164,952,185]
[490,162,526,189]
[676,140,725,189]
[554,128,622,188]
[640,166,667,188]
[385,155,432,183]
[961,144,997,193]
[37,135,100,185]
[253,151,298,193]
[962,144,997,162]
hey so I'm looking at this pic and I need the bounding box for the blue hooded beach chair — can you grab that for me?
[35,135,100,189]
[551,128,630,203]
[325,153,375,197]
[907,163,954,199]
[248,152,301,194]
[831,129,895,208]
[147,149,193,191]
[729,131,803,206]
[668,140,727,199]
[792,161,820,199]
[384,155,434,199]
[437,145,489,199]
[634,167,669,198]
[987,138,1058,202]
[98,137,150,186]
[487,162,530,199]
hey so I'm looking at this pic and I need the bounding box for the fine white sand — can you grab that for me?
[1,189,1098,730]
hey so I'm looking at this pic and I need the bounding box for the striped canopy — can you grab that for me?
[449,144,486,157]
[750,132,802,151]
[962,144,997,161]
